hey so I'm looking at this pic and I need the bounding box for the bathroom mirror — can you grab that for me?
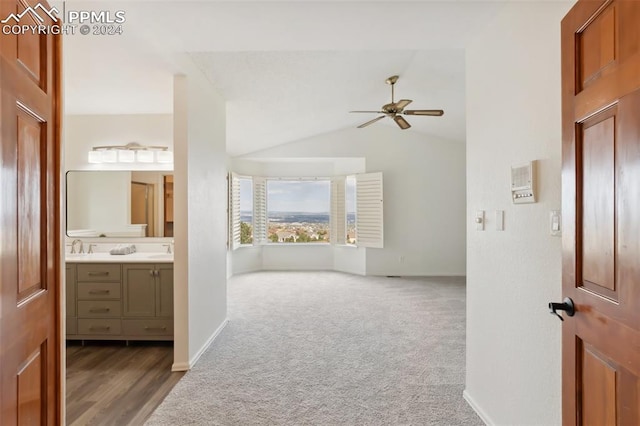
[66,171,173,238]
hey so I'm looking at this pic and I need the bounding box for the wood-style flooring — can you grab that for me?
[66,341,184,425]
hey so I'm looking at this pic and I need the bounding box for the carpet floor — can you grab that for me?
[146,271,482,426]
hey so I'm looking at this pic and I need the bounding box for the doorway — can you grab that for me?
[131,181,155,237]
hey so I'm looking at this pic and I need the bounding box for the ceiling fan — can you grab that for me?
[350,75,444,130]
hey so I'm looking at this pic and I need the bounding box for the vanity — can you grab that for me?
[65,170,175,342]
[66,254,174,341]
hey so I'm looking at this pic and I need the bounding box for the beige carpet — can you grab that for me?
[146,271,482,425]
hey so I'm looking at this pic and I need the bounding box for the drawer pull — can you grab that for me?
[144,326,167,331]
[88,290,110,295]
[89,308,110,313]
[89,326,111,331]
[88,271,109,276]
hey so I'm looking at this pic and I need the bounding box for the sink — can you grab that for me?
[65,253,88,259]
[148,254,173,260]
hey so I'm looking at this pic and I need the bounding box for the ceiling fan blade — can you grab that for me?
[403,109,444,116]
[394,115,411,130]
[395,99,413,109]
[350,110,385,114]
[357,115,385,129]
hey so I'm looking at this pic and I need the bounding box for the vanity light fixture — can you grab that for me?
[87,142,173,164]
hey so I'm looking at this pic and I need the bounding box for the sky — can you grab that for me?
[267,180,330,213]
[240,178,356,214]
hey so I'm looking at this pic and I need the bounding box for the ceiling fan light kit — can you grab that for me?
[351,75,444,129]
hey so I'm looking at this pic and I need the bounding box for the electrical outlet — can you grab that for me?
[399,255,405,263]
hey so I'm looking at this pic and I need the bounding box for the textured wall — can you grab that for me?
[465,2,574,424]
[236,126,467,277]
[173,59,228,370]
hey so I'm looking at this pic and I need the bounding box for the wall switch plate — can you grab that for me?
[475,210,485,231]
[550,210,561,236]
[495,210,504,231]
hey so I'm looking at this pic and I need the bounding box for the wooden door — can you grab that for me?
[163,175,173,237]
[561,0,640,424]
[131,182,154,237]
[0,0,61,424]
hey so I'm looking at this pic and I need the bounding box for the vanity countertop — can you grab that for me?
[65,252,173,263]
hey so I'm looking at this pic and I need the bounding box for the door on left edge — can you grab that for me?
[0,0,62,423]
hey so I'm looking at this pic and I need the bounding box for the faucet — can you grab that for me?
[87,244,97,254]
[71,239,83,254]
[162,243,172,254]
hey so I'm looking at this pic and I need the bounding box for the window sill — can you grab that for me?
[264,243,331,247]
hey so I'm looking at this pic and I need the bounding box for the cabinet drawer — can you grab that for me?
[122,319,173,336]
[66,318,77,335]
[77,264,121,282]
[78,301,121,318]
[77,282,121,300]
[78,319,121,335]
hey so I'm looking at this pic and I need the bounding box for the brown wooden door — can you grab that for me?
[0,0,61,424]
[131,182,154,237]
[561,1,640,424]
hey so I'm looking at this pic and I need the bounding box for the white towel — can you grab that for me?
[109,244,136,255]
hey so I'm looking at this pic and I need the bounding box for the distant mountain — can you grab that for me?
[240,211,355,224]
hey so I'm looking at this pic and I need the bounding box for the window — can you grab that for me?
[230,174,254,249]
[230,172,383,249]
[239,178,253,244]
[266,179,330,244]
[345,176,356,245]
[355,172,383,248]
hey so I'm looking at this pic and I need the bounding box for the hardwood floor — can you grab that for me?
[66,341,184,425]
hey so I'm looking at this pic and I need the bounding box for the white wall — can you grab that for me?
[464,2,573,425]
[333,245,366,276]
[242,126,467,277]
[64,114,173,171]
[172,61,228,370]
[262,245,334,270]
[66,171,130,235]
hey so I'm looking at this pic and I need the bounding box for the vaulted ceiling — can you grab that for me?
[61,1,507,156]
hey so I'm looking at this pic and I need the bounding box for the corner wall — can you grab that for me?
[173,60,228,370]
[242,126,467,277]
[465,2,573,424]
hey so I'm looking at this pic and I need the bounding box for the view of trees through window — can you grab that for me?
[239,178,253,244]
[346,176,356,244]
[267,180,330,243]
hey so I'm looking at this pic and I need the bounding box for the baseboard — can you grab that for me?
[171,361,190,372]
[463,389,493,426]
[171,318,229,372]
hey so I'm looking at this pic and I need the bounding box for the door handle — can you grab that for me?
[548,297,575,321]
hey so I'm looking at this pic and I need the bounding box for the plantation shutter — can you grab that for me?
[253,177,267,244]
[330,176,346,245]
[230,173,241,250]
[356,172,383,248]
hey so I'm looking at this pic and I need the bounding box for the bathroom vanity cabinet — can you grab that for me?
[66,262,174,341]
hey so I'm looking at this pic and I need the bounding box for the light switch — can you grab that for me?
[550,210,561,236]
[495,210,504,231]
[475,210,485,231]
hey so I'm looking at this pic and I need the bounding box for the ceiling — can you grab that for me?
[61,1,507,156]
